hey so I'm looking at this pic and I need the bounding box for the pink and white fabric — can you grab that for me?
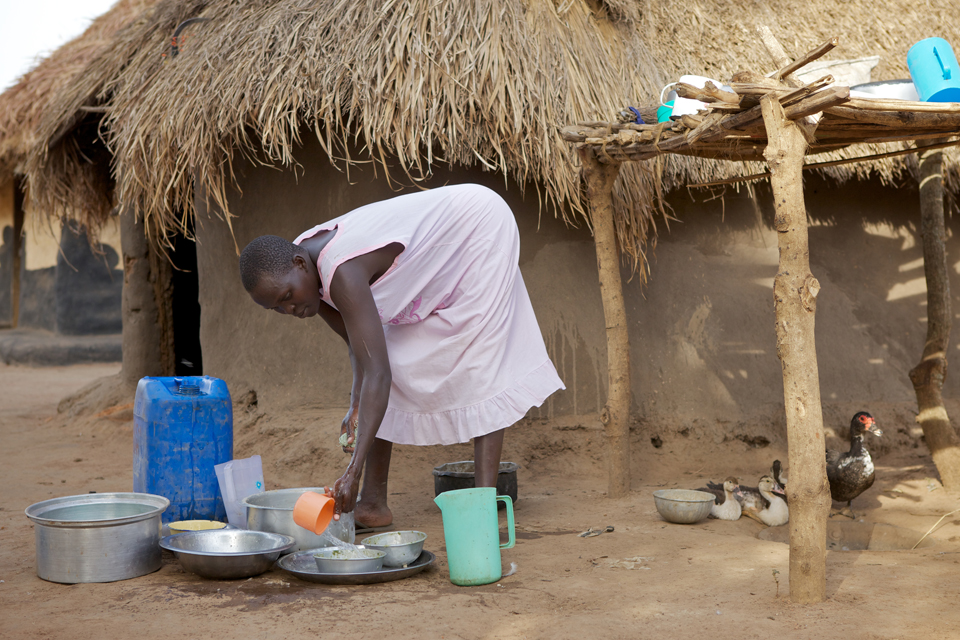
[294,184,565,445]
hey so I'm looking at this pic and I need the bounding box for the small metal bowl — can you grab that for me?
[360,531,427,568]
[652,489,715,524]
[160,530,295,579]
[313,547,386,574]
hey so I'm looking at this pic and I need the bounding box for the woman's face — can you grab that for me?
[249,254,321,319]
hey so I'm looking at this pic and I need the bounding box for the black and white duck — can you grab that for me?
[700,477,743,521]
[771,459,788,490]
[827,411,882,518]
[738,475,789,527]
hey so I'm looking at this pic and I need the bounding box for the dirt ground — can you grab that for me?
[3,362,960,639]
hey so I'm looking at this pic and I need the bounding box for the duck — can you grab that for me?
[700,477,743,521]
[738,475,789,526]
[771,459,788,491]
[827,411,882,518]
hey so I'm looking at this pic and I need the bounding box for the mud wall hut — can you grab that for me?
[0,1,150,339]
[23,0,960,446]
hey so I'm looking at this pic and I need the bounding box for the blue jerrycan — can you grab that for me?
[434,487,515,586]
[133,376,233,523]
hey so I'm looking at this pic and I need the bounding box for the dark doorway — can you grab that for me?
[170,223,202,376]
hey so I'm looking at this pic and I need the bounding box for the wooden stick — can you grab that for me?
[685,137,960,188]
[783,86,850,120]
[578,149,631,500]
[846,98,960,113]
[675,82,740,104]
[825,105,960,128]
[761,93,829,605]
[775,37,840,81]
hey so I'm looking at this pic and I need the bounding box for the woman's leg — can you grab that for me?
[355,437,394,527]
[474,427,506,487]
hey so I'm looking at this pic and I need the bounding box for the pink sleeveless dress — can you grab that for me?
[294,184,564,445]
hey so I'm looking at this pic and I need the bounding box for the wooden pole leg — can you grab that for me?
[580,149,631,498]
[761,95,830,603]
[910,141,960,491]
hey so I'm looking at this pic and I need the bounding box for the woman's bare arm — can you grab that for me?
[327,256,393,516]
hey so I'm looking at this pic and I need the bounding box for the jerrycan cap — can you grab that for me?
[173,377,202,396]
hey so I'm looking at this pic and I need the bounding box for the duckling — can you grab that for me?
[738,475,789,527]
[827,411,882,519]
[700,477,743,521]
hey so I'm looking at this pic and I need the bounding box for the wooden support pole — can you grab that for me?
[909,141,960,491]
[761,94,830,604]
[580,149,632,498]
[120,211,170,385]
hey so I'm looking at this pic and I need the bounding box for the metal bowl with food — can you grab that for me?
[360,531,427,568]
[160,529,295,579]
[313,547,386,574]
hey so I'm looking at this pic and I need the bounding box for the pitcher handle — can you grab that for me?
[497,495,515,550]
[934,46,952,80]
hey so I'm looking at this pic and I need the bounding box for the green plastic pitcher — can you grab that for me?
[434,487,515,586]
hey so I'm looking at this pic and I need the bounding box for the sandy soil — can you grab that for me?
[2,362,960,640]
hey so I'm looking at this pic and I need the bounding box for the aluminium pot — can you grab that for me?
[25,492,170,584]
[242,487,354,553]
[432,461,519,505]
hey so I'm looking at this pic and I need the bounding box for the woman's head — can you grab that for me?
[239,235,321,318]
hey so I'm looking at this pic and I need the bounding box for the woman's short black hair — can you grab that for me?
[239,235,301,292]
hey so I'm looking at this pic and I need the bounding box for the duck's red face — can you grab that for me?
[859,414,883,437]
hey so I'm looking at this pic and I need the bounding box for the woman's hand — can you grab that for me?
[329,466,361,519]
[339,406,359,453]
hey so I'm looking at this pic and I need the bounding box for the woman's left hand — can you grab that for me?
[330,466,361,518]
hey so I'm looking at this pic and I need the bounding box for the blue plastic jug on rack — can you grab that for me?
[908,37,960,103]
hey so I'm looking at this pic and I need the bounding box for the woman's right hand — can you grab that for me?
[339,405,359,453]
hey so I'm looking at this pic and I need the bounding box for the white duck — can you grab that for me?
[701,477,743,521]
[738,475,789,527]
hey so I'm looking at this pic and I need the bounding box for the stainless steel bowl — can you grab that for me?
[25,492,169,584]
[313,547,385,574]
[652,489,715,524]
[360,531,427,568]
[242,488,354,552]
[160,530,295,579]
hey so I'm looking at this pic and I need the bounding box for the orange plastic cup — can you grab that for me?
[292,491,335,535]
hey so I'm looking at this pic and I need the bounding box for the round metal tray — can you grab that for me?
[277,548,435,585]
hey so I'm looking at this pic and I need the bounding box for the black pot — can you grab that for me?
[432,461,519,506]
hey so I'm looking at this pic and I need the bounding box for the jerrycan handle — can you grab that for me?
[934,46,952,80]
[497,495,515,550]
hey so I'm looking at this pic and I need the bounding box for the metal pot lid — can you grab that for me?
[25,492,170,528]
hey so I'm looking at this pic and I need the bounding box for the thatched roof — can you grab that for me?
[0,0,149,180]
[22,0,960,274]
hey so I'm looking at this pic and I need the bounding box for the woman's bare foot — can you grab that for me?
[354,500,393,529]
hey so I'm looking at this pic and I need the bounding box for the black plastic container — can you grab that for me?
[432,461,519,506]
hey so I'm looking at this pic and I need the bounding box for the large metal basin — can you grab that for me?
[160,530,294,579]
[25,492,169,583]
[242,488,354,552]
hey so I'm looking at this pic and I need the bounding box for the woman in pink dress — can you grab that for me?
[239,184,564,528]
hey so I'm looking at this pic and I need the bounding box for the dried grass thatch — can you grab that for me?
[0,0,149,180]
[28,0,667,273]
[23,0,960,274]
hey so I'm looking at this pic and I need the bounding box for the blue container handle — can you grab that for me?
[934,46,952,80]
